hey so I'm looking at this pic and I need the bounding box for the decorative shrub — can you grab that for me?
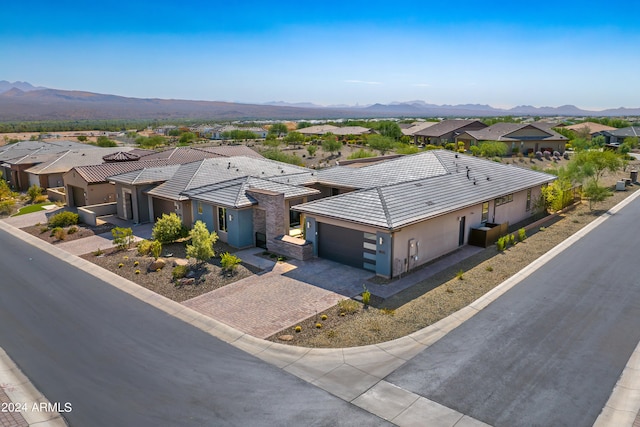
[48,211,79,228]
[67,226,78,234]
[456,270,464,280]
[295,325,302,333]
[220,252,242,272]
[321,314,328,321]
[93,248,104,256]
[518,228,527,242]
[496,236,507,251]
[172,265,189,281]
[54,227,67,240]
[27,184,43,202]
[186,221,218,264]
[152,213,188,244]
[485,265,493,272]
[338,299,359,315]
[137,239,152,256]
[118,263,124,268]
[135,269,140,275]
[362,284,371,306]
[112,227,134,251]
[134,261,139,266]
[315,323,322,329]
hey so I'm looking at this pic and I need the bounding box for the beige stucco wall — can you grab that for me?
[491,187,541,225]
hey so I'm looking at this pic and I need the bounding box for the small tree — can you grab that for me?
[366,134,395,155]
[96,136,117,147]
[178,132,196,144]
[321,135,342,155]
[583,180,611,211]
[306,145,318,157]
[27,184,43,203]
[112,227,134,250]
[186,220,218,265]
[220,252,242,274]
[283,131,304,146]
[152,213,187,244]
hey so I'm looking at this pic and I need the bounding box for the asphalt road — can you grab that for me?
[0,228,389,427]
[386,197,640,426]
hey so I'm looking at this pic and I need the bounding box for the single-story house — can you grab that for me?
[455,122,569,153]
[109,150,555,278]
[561,122,617,137]
[293,150,555,277]
[401,121,438,137]
[413,120,488,145]
[599,126,640,145]
[0,140,94,191]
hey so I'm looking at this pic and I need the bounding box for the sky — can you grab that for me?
[2,0,640,110]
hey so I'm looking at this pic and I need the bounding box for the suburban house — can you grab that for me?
[400,121,438,138]
[599,126,640,145]
[297,124,374,139]
[24,147,152,190]
[455,122,569,153]
[0,140,98,191]
[64,146,263,208]
[560,121,617,137]
[413,120,488,145]
[108,150,554,279]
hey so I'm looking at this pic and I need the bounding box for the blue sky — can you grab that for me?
[3,1,639,110]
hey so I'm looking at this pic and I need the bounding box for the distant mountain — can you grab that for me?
[1,81,639,121]
[0,80,46,94]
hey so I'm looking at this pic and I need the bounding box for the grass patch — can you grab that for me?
[11,202,54,216]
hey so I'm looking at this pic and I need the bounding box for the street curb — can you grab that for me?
[0,348,68,426]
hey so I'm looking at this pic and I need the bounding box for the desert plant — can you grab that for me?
[135,269,140,274]
[485,265,493,272]
[295,325,302,333]
[93,248,104,256]
[149,240,162,259]
[315,323,322,329]
[27,184,43,202]
[0,199,15,215]
[456,270,464,280]
[67,226,78,234]
[220,252,242,273]
[186,221,218,264]
[509,234,516,245]
[361,284,371,306]
[338,299,359,315]
[48,211,79,228]
[518,228,527,242]
[321,314,328,321]
[54,227,67,240]
[152,213,188,244]
[172,265,189,281]
[137,239,152,256]
[112,227,134,250]
[496,236,507,251]
[118,263,124,268]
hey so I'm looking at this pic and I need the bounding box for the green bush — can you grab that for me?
[496,236,507,251]
[137,239,152,256]
[362,284,371,306]
[338,299,359,315]
[27,184,43,202]
[0,199,15,215]
[186,221,218,264]
[518,228,527,242]
[48,211,79,228]
[53,227,66,240]
[68,226,78,234]
[172,265,189,281]
[112,227,134,250]
[149,240,162,259]
[220,252,242,272]
[152,213,187,244]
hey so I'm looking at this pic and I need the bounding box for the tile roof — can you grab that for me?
[606,126,640,138]
[71,160,172,184]
[293,150,555,230]
[330,126,374,136]
[563,122,617,134]
[25,147,137,174]
[0,140,94,164]
[401,121,438,136]
[196,145,264,158]
[183,176,320,208]
[139,147,223,162]
[413,120,486,137]
[108,164,182,185]
[141,156,312,201]
[461,123,568,142]
[297,125,340,135]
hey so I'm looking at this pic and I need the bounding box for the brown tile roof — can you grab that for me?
[197,145,264,158]
[413,120,486,137]
[564,122,617,134]
[70,160,172,183]
[139,147,223,162]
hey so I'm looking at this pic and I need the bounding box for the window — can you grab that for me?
[289,209,301,228]
[481,201,489,223]
[197,201,203,215]
[526,189,532,211]
[495,194,513,206]
[217,207,227,232]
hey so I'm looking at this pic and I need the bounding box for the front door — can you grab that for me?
[458,216,466,246]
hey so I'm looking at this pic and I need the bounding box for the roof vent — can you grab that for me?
[486,176,490,181]
[455,153,459,158]
[473,179,477,185]
[227,162,231,169]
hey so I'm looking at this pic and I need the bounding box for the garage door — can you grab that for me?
[152,197,175,220]
[317,223,376,271]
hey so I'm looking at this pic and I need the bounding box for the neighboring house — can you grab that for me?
[296,124,341,136]
[63,159,171,207]
[153,125,178,136]
[107,156,313,250]
[64,147,261,208]
[413,120,488,145]
[294,150,555,277]
[400,121,438,137]
[0,140,93,191]
[561,122,617,137]
[455,122,569,153]
[24,147,145,190]
[329,126,375,137]
[599,126,640,145]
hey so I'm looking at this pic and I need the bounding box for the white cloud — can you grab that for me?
[344,79,382,85]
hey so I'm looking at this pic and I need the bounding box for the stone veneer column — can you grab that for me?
[245,188,286,242]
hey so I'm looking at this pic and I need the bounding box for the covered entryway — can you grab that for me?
[152,197,174,220]
[317,223,367,269]
[70,185,86,207]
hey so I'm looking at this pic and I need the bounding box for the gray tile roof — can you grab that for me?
[293,150,556,230]
[143,156,312,201]
[139,147,223,162]
[184,176,320,208]
[72,160,172,184]
[401,121,438,136]
[196,145,264,158]
[25,147,137,174]
[413,120,486,137]
[0,140,94,164]
[606,126,640,138]
[461,123,568,142]
[108,164,182,185]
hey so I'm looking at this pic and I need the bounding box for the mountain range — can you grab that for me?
[1,80,639,122]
